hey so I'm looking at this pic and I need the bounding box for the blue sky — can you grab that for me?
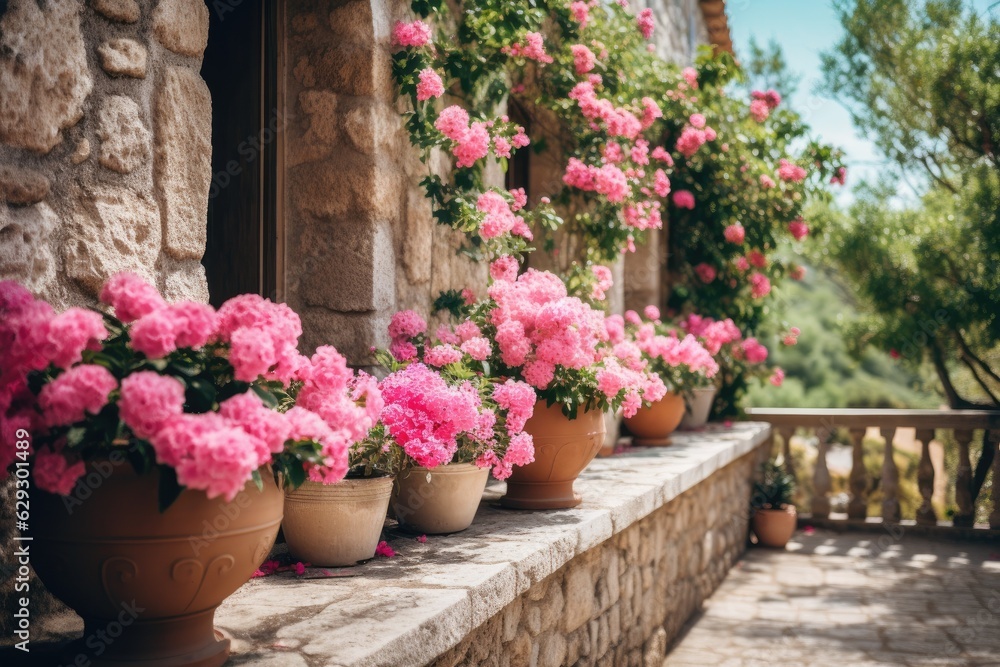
[725,0,995,204]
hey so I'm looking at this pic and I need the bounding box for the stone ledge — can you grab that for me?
[221,422,770,667]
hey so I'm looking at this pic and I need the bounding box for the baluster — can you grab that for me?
[880,426,900,523]
[990,431,1000,530]
[812,432,831,519]
[953,429,975,528]
[779,427,796,485]
[915,428,937,526]
[847,427,868,520]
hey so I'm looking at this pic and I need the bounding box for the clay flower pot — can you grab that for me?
[751,505,798,548]
[30,461,282,667]
[500,400,606,510]
[680,386,718,430]
[390,463,489,534]
[624,392,685,445]
[282,476,394,566]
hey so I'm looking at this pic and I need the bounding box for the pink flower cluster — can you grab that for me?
[673,190,695,210]
[570,0,590,26]
[571,44,596,74]
[435,106,490,168]
[777,159,807,182]
[487,269,608,390]
[591,265,614,301]
[749,272,772,299]
[724,223,745,244]
[788,218,809,241]
[569,81,642,140]
[637,8,655,39]
[477,191,533,240]
[502,32,553,63]
[416,68,445,101]
[596,342,666,417]
[393,20,432,48]
[830,166,847,186]
[388,309,427,362]
[563,158,631,203]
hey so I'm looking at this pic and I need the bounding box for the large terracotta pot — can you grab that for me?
[391,463,489,534]
[751,505,798,548]
[624,392,685,445]
[282,476,393,566]
[680,386,718,430]
[500,400,605,510]
[30,461,282,667]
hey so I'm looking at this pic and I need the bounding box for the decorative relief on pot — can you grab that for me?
[100,556,138,609]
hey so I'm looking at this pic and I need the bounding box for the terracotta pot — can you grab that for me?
[680,386,718,430]
[751,505,798,548]
[390,463,489,534]
[624,392,685,445]
[282,476,393,566]
[30,461,282,667]
[500,400,606,510]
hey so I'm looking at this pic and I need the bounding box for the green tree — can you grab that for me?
[743,36,801,100]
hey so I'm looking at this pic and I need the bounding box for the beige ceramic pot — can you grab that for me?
[624,392,685,445]
[680,386,718,429]
[751,505,798,548]
[31,462,282,667]
[282,476,393,566]
[500,400,606,510]
[390,463,489,534]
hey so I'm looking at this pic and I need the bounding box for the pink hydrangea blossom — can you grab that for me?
[653,169,671,198]
[390,339,418,362]
[118,371,186,441]
[509,188,527,211]
[219,392,293,454]
[603,142,624,164]
[38,364,118,428]
[33,449,86,495]
[100,272,166,323]
[389,310,427,340]
[504,432,535,467]
[631,139,650,165]
[46,308,107,369]
[640,97,662,129]
[788,218,809,241]
[742,338,769,364]
[460,337,492,361]
[492,379,536,433]
[416,68,445,101]
[435,106,470,142]
[393,20,432,48]
[749,272,772,299]
[676,126,707,158]
[215,294,303,383]
[777,159,807,182]
[168,302,217,349]
[570,0,590,26]
[490,256,519,283]
[724,223,745,244]
[512,126,530,148]
[689,113,706,129]
[477,191,519,238]
[749,99,770,122]
[425,344,463,367]
[643,305,660,321]
[672,190,695,209]
[456,320,482,342]
[493,135,512,158]
[650,146,673,164]
[682,67,698,88]
[694,263,716,283]
[129,308,179,359]
[637,8,655,39]
[605,314,626,344]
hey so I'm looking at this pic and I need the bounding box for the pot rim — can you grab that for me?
[401,462,488,477]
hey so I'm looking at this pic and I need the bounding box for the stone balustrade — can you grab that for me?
[745,408,1000,531]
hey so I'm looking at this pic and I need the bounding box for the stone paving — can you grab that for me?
[664,529,1000,667]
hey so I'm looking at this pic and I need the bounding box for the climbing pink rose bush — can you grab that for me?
[0,275,378,504]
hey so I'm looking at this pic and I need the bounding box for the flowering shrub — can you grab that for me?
[356,309,537,480]
[0,275,377,506]
[613,307,718,400]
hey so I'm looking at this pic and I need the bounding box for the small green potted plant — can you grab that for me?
[750,459,798,548]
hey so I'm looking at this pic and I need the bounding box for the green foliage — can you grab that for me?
[752,459,796,509]
[820,0,1000,408]
[742,36,801,100]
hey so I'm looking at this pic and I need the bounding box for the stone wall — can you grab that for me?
[0,0,212,309]
[428,449,760,667]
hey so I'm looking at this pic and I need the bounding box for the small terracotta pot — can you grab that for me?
[624,392,685,445]
[500,400,606,510]
[680,386,718,429]
[390,463,489,534]
[31,461,282,667]
[751,505,798,548]
[282,476,393,566]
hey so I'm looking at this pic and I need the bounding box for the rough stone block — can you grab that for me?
[0,165,50,206]
[97,38,147,78]
[563,567,595,633]
[0,201,57,290]
[0,0,92,153]
[97,95,152,173]
[154,66,212,260]
[152,0,209,58]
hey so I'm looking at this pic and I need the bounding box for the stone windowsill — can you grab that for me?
[219,422,771,667]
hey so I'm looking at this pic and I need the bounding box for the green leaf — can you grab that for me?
[157,466,184,512]
[251,469,264,492]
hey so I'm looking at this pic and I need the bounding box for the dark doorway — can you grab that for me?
[201,0,280,306]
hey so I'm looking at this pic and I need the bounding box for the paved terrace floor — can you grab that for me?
[664,529,1000,667]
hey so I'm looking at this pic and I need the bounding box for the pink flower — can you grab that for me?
[631,139,650,165]
[130,308,179,359]
[790,265,807,281]
[650,146,673,165]
[571,44,596,74]
[788,218,809,241]
[456,321,481,342]
[215,294,303,383]
[389,310,427,340]
[689,113,706,129]
[512,126,530,148]
[769,368,785,387]
[504,31,553,63]
[490,256,519,283]
[168,302,217,349]
[735,256,750,272]
[676,127,707,158]
[38,364,118,428]
[118,371,186,441]
[477,191,520,238]
[643,305,660,321]
[694,263,716,283]
[591,264,614,301]
[752,89,782,110]
[100,272,165,323]
[375,541,396,557]
[285,406,350,485]
[653,169,671,198]
[390,340,418,362]
[46,308,107,369]
[637,8,655,39]
[493,135,512,158]
[830,166,847,186]
[425,344,463,367]
[220,392,292,454]
[454,122,490,168]
[724,223,745,244]
[393,20,432,48]
[672,190,695,209]
[569,0,590,26]
[749,99,770,122]
[416,68,444,101]
[777,159,807,182]
[748,250,768,268]
[460,337,492,361]
[742,338,769,363]
[492,379,536,433]
[749,272,771,299]
[682,67,698,88]
[759,174,776,189]
[435,106,470,142]
[603,142,624,164]
[509,188,527,211]
[228,327,276,382]
[416,534,428,543]
[503,432,535,467]
[640,97,662,129]
[33,449,86,495]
